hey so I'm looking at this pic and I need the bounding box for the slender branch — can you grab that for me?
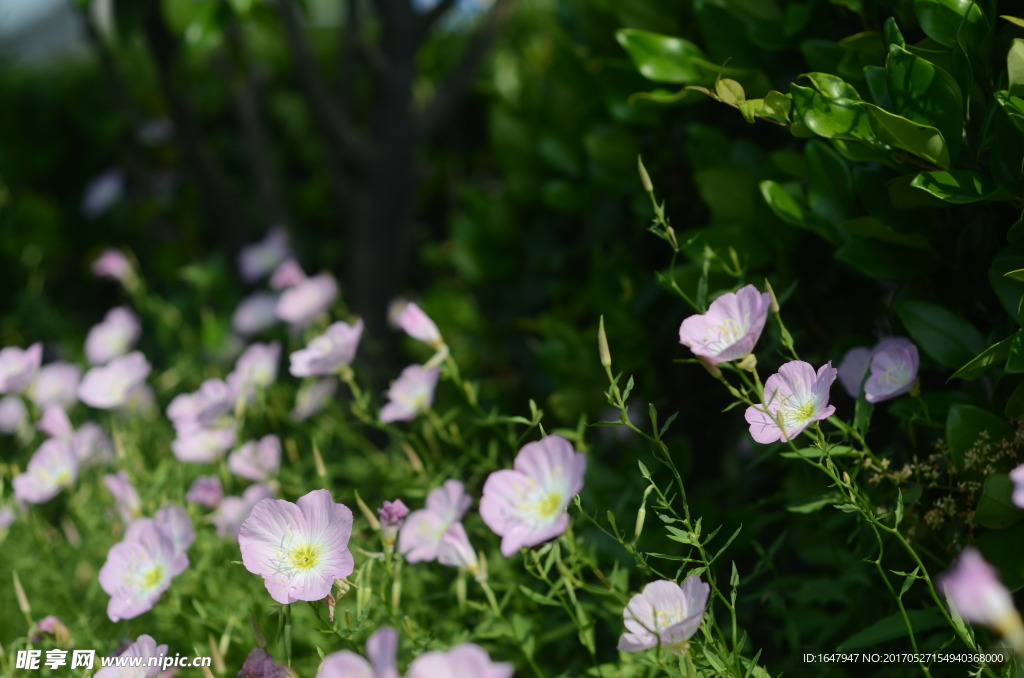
[275,0,370,170]
[416,0,519,137]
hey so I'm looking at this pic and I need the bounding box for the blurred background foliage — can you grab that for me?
[3,0,1024,675]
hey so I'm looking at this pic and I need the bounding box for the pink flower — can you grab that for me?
[167,379,234,432]
[213,484,275,538]
[289,320,363,377]
[126,506,194,559]
[864,338,919,403]
[78,352,151,409]
[0,506,15,529]
[617,577,710,652]
[233,292,281,336]
[1011,464,1024,509]
[406,644,513,678]
[72,422,114,464]
[238,489,355,604]
[105,471,142,523]
[239,648,290,678]
[939,548,1022,633]
[81,168,125,220]
[91,248,134,282]
[239,228,291,283]
[86,307,142,365]
[438,522,479,575]
[399,480,472,563]
[744,361,837,444]
[380,365,439,423]
[316,627,399,678]
[269,258,307,289]
[228,435,282,483]
[678,285,771,364]
[480,435,586,556]
[0,342,43,394]
[228,342,281,403]
[838,337,919,403]
[171,425,236,463]
[186,475,223,508]
[275,273,337,327]
[95,634,169,678]
[396,302,443,349]
[291,378,337,422]
[378,499,409,548]
[38,405,74,439]
[12,439,79,504]
[99,522,188,621]
[0,395,27,434]
[32,615,70,645]
[30,361,82,409]
[837,346,871,398]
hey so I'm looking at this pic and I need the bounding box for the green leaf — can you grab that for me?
[974,474,1024,530]
[893,300,985,368]
[786,496,843,513]
[1006,331,1024,373]
[863,104,950,168]
[837,609,947,650]
[885,45,964,161]
[1005,269,1024,282]
[910,170,997,204]
[1010,40,1024,98]
[945,404,1014,466]
[759,180,835,242]
[790,82,875,143]
[715,78,745,105]
[835,238,939,279]
[615,29,708,84]
[950,334,1014,380]
[883,17,906,50]
[913,0,987,49]
[1007,378,1024,417]
[995,91,1024,136]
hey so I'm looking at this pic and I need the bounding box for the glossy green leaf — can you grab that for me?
[715,78,745,105]
[946,404,1014,466]
[885,45,963,161]
[615,29,708,83]
[910,170,997,204]
[1006,269,1024,282]
[863,104,950,169]
[913,0,987,49]
[1009,40,1024,97]
[883,17,905,49]
[759,180,835,242]
[950,335,1014,380]
[790,84,875,142]
[995,91,1024,136]
[893,300,985,367]
[1006,332,1024,373]
[974,474,1024,529]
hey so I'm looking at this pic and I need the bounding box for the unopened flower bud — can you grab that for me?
[737,354,758,372]
[765,280,780,313]
[378,499,409,550]
[637,156,654,193]
[598,316,612,369]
